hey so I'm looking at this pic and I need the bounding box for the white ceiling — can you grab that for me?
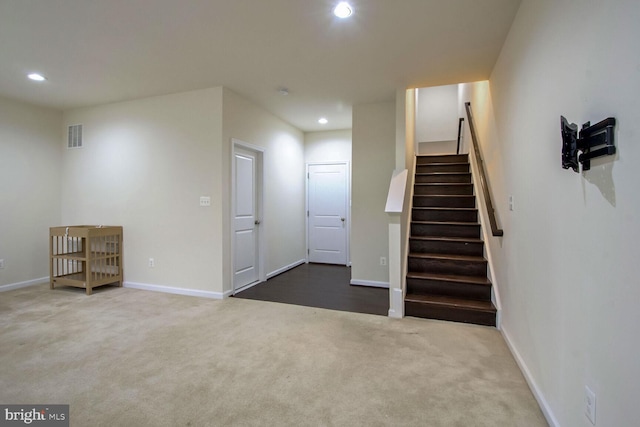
[0,0,521,132]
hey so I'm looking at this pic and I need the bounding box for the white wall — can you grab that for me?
[60,87,305,297]
[222,88,306,291]
[61,88,225,294]
[0,97,62,287]
[351,101,396,285]
[474,1,640,425]
[416,85,459,155]
[304,129,351,164]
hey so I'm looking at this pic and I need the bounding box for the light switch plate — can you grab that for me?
[585,385,596,424]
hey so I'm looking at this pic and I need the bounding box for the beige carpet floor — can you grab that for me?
[0,283,547,426]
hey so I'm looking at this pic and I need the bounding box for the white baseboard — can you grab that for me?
[124,281,230,299]
[350,279,390,289]
[266,259,306,279]
[0,277,49,292]
[501,326,559,427]
[388,287,403,318]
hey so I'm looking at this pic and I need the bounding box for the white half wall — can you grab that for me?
[476,1,640,425]
[351,101,396,284]
[400,89,417,304]
[0,97,62,287]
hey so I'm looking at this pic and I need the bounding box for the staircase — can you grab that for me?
[405,154,497,326]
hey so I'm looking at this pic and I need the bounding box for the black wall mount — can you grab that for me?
[561,116,616,172]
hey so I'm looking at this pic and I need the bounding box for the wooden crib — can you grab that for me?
[50,225,123,295]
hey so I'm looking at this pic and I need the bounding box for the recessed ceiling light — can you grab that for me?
[334,2,353,18]
[318,118,328,124]
[27,73,47,81]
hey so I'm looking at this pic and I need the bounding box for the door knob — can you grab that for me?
[341,218,345,222]
[255,220,261,225]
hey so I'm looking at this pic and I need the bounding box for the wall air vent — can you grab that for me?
[67,124,83,148]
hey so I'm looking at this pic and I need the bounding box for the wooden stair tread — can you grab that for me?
[410,236,483,243]
[415,172,470,175]
[416,155,466,158]
[406,272,491,286]
[408,252,486,262]
[414,195,474,198]
[412,207,477,211]
[417,162,469,166]
[405,293,496,312]
[416,153,469,159]
[415,182,472,186]
[412,220,479,226]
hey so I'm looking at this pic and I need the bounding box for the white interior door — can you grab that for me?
[308,163,348,265]
[233,146,260,291]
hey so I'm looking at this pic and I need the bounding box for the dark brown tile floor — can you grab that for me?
[233,263,389,316]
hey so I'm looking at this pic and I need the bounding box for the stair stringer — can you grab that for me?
[397,156,418,318]
[467,147,503,328]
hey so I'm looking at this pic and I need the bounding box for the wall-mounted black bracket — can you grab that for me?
[561,116,616,172]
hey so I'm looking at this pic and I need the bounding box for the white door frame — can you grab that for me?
[306,161,351,266]
[231,138,266,293]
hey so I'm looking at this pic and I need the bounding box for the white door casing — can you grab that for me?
[307,163,349,265]
[232,141,264,292]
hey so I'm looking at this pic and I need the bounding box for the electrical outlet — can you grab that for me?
[199,196,211,207]
[585,386,596,425]
[148,258,155,268]
[380,257,387,266]
[0,259,4,269]
[509,195,514,211]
